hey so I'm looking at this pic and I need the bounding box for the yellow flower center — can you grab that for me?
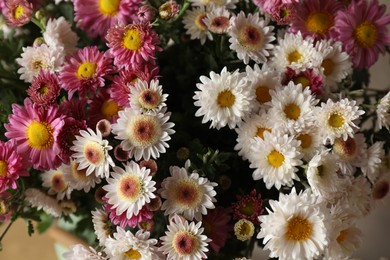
[71,161,90,180]
[27,121,54,150]
[217,90,235,108]
[173,231,199,255]
[124,249,142,259]
[238,201,255,216]
[333,137,357,159]
[138,89,161,110]
[354,21,377,48]
[51,172,67,193]
[328,113,344,128]
[256,127,271,139]
[284,103,301,120]
[38,85,49,95]
[76,62,97,79]
[239,25,263,51]
[255,85,272,104]
[336,229,348,243]
[0,201,7,215]
[286,216,312,241]
[234,219,254,241]
[33,60,44,70]
[13,5,25,19]
[98,0,120,16]
[306,12,333,34]
[321,58,335,76]
[288,50,302,64]
[129,115,162,148]
[267,150,284,168]
[101,100,121,119]
[280,8,290,19]
[118,175,142,202]
[83,142,105,166]
[123,28,143,51]
[293,76,310,88]
[0,160,8,177]
[195,13,207,31]
[172,179,202,208]
[297,133,312,149]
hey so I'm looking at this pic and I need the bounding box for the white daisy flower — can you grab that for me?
[269,82,319,133]
[315,39,352,88]
[228,11,275,64]
[159,214,211,260]
[104,226,159,260]
[16,44,64,82]
[294,126,324,161]
[257,188,330,260]
[183,6,213,45]
[129,79,168,115]
[193,67,254,129]
[315,98,365,145]
[248,131,303,190]
[159,165,217,221]
[190,0,238,10]
[361,141,385,183]
[64,160,102,193]
[71,128,115,179]
[41,163,72,200]
[24,188,62,218]
[111,107,175,161]
[245,63,281,112]
[103,161,156,219]
[92,208,113,246]
[43,16,78,55]
[234,111,276,161]
[203,6,231,34]
[376,91,390,131]
[63,244,106,260]
[270,31,321,73]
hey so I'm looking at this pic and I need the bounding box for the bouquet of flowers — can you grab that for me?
[0,0,390,259]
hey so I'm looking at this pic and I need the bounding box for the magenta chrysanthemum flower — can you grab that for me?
[4,98,65,170]
[267,2,297,25]
[289,0,342,40]
[88,89,123,127]
[202,207,233,254]
[4,0,33,27]
[108,65,159,107]
[231,189,263,224]
[0,140,29,193]
[59,97,88,121]
[57,117,87,164]
[73,0,141,38]
[332,0,390,69]
[104,202,153,228]
[59,46,113,99]
[105,23,162,69]
[282,67,324,96]
[26,70,60,107]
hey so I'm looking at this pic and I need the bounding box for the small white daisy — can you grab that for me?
[294,126,324,161]
[111,107,175,161]
[376,91,390,131]
[257,188,330,260]
[228,11,275,64]
[41,163,73,200]
[183,6,213,45]
[24,188,62,218]
[129,79,168,114]
[248,131,303,190]
[92,207,113,246]
[159,214,211,260]
[43,16,78,55]
[104,226,159,260]
[270,31,321,73]
[245,63,281,112]
[64,160,102,193]
[103,161,156,219]
[16,44,64,83]
[159,165,217,221]
[193,67,254,129]
[63,244,106,260]
[203,6,231,34]
[71,128,115,179]
[269,82,319,133]
[361,141,385,183]
[315,98,365,145]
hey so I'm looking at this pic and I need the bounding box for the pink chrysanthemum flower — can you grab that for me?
[289,0,342,40]
[267,2,297,25]
[104,202,153,228]
[57,117,87,164]
[4,0,33,27]
[105,23,162,69]
[231,189,263,224]
[73,0,141,38]
[88,89,123,127]
[0,140,29,193]
[26,70,60,107]
[282,67,324,96]
[332,0,390,69]
[59,97,88,121]
[202,206,232,254]
[59,46,113,99]
[4,98,65,170]
[108,65,159,107]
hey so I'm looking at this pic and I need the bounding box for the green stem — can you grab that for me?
[172,0,190,22]
[30,17,45,32]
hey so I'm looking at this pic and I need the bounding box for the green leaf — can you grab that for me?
[26,220,34,236]
[37,213,53,234]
